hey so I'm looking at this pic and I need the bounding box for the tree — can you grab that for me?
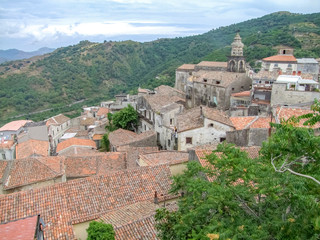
[105,113,117,132]
[155,142,320,239]
[112,104,138,131]
[86,221,115,240]
[101,133,110,152]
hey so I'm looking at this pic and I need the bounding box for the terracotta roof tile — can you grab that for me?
[109,129,156,147]
[231,91,251,97]
[276,106,320,128]
[16,139,49,159]
[203,107,234,127]
[0,161,8,184]
[65,153,126,178]
[140,151,189,166]
[46,114,70,126]
[2,158,62,190]
[230,116,273,130]
[0,140,14,149]
[92,134,103,140]
[144,95,185,112]
[0,165,172,239]
[197,61,228,68]
[0,215,38,240]
[80,117,96,126]
[262,55,297,62]
[0,120,32,132]
[177,64,196,71]
[97,107,110,117]
[155,85,185,96]
[56,138,96,152]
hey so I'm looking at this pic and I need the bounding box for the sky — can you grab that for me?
[1,0,319,51]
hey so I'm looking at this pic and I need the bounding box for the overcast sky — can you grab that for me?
[1,0,319,51]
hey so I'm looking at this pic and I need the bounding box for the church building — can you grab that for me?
[175,33,252,110]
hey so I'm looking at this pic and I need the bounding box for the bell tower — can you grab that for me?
[227,32,246,73]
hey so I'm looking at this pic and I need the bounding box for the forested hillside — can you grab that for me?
[0,11,319,124]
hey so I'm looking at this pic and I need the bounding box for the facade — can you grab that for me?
[46,114,71,151]
[271,75,320,106]
[175,33,252,110]
[176,106,235,151]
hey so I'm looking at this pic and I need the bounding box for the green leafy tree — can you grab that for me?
[156,142,320,239]
[101,133,110,152]
[86,221,115,240]
[112,104,138,131]
[105,113,117,132]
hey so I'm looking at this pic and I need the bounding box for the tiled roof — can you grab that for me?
[177,64,196,71]
[196,61,228,68]
[0,165,172,239]
[230,116,273,130]
[92,134,103,140]
[231,91,251,97]
[262,55,297,62]
[80,117,96,126]
[117,146,159,169]
[0,161,8,184]
[144,95,185,112]
[140,151,189,166]
[65,153,126,178]
[0,140,15,149]
[177,107,203,132]
[203,107,234,127]
[2,158,62,190]
[177,106,233,133]
[56,138,96,152]
[65,126,89,137]
[0,215,38,240]
[16,139,49,159]
[109,129,156,147]
[155,85,185,96]
[97,107,109,117]
[276,106,320,128]
[193,70,248,88]
[0,120,32,132]
[46,114,70,126]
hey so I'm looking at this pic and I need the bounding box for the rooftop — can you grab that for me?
[262,55,297,62]
[109,129,156,147]
[0,120,32,132]
[16,139,49,159]
[231,91,251,97]
[196,61,228,68]
[0,215,39,240]
[143,94,185,112]
[56,138,96,152]
[177,64,196,71]
[97,107,110,117]
[230,116,273,130]
[0,165,172,239]
[46,114,70,126]
[297,58,319,64]
[140,151,189,166]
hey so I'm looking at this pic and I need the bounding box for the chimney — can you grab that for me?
[154,191,158,204]
[200,106,203,119]
[293,71,296,75]
[297,71,301,76]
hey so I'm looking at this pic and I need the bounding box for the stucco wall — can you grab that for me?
[226,128,269,147]
[178,120,234,151]
[271,83,320,106]
[73,221,91,240]
[175,70,191,92]
[169,163,187,176]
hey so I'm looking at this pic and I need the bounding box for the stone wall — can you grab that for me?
[271,83,320,106]
[226,128,269,147]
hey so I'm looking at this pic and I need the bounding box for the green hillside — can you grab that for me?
[0,11,320,125]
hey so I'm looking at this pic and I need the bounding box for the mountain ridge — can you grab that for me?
[0,47,55,64]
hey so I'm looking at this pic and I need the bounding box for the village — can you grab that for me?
[0,33,320,239]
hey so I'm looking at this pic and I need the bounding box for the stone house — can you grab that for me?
[227,116,273,146]
[108,129,157,152]
[176,106,235,151]
[46,114,71,150]
[175,33,252,110]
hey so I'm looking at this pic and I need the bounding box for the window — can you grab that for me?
[203,78,208,83]
[208,123,214,128]
[2,154,6,160]
[216,81,221,84]
[186,137,192,144]
[232,88,235,91]
[170,118,173,125]
[168,139,171,147]
[220,137,226,142]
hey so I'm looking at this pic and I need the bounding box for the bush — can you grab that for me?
[86,221,115,240]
